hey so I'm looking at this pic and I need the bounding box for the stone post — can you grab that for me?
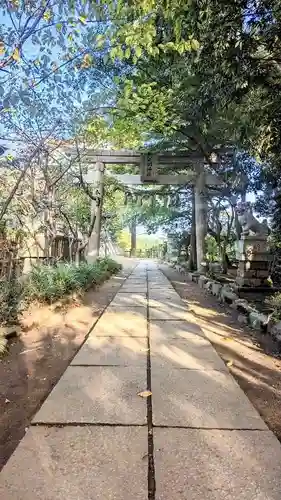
[87,162,105,263]
[195,171,207,273]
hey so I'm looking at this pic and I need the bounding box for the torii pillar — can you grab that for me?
[194,171,208,273]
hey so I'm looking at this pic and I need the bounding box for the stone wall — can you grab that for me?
[164,260,281,345]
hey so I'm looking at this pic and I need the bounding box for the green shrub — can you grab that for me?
[265,292,281,320]
[25,258,122,303]
[0,278,23,325]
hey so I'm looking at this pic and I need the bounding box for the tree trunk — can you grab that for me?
[221,240,228,274]
[235,211,242,240]
[130,219,137,257]
[87,162,105,263]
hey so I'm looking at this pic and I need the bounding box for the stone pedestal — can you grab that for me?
[235,236,272,287]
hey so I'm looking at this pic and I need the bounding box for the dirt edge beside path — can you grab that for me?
[160,264,281,442]
[0,258,137,470]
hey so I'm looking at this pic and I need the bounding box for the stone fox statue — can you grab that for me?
[236,202,269,237]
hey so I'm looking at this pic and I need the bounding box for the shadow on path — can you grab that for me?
[160,264,281,442]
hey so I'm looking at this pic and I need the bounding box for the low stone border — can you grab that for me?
[163,260,281,343]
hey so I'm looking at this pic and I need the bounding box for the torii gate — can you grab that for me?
[78,149,232,272]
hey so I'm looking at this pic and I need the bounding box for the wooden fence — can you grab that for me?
[0,235,81,281]
[0,236,21,280]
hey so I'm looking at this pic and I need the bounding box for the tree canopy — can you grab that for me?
[1,0,281,270]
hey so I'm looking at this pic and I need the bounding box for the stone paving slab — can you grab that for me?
[151,367,267,429]
[148,290,181,301]
[149,278,169,281]
[149,305,191,321]
[149,296,185,308]
[149,295,182,305]
[71,336,148,366]
[110,292,148,307]
[130,272,146,276]
[33,366,147,424]
[150,320,206,339]
[0,426,147,500]
[154,428,281,500]
[124,284,147,288]
[130,282,146,285]
[150,337,227,371]
[125,280,147,285]
[94,310,147,337]
[149,284,175,290]
[148,277,170,283]
[120,286,147,293]
[106,305,147,315]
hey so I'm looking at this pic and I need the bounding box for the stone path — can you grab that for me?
[1,262,281,499]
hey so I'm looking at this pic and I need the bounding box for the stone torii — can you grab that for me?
[76,149,232,271]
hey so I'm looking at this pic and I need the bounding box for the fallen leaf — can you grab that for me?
[81,53,92,68]
[226,360,233,367]
[142,448,161,460]
[138,390,152,398]
[222,337,231,342]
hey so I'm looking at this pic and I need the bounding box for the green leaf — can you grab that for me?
[174,18,182,41]
[96,34,105,48]
[43,9,52,22]
[79,15,87,25]
[165,42,175,50]
[125,47,131,59]
[190,39,200,50]
[177,42,185,55]
[135,46,142,58]
[103,53,109,65]
[110,46,118,60]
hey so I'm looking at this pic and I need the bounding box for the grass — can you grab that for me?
[0,278,23,354]
[265,292,281,320]
[0,278,23,325]
[0,258,122,350]
[25,258,122,303]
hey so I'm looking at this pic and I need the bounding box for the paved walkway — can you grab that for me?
[1,262,281,499]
